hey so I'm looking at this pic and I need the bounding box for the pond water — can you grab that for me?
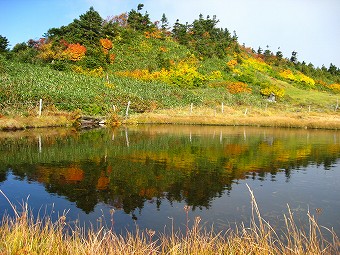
[0,125,339,236]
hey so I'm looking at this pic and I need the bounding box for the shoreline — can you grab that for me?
[124,108,340,130]
[1,108,340,131]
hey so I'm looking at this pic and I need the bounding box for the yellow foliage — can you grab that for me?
[280,69,315,88]
[37,42,55,61]
[115,56,208,87]
[242,57,272,73]
[105,82,115,89]
[72,66,104,77]
[260,85,285,98]
[140,40,152,52]
[207,71,223,80]
[296,73,315,87]
[280,69,295,81]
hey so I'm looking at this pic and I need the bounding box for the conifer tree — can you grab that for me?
[160,13,169,31]
[290,51,298,64]
[0,35,9,53]
[275,48,283,61]
[127,4,154,32]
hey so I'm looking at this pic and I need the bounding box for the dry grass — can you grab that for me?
[0,111,77,130]
[125,106,340,130]
[0,186,338,255]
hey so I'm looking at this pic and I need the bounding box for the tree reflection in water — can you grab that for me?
[0,125,339,219]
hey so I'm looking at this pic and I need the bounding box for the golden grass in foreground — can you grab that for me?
[0,187,338,255]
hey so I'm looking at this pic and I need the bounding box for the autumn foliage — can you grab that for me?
[100,38,113,54]
[227,82,252,94]
[65,43,86,61]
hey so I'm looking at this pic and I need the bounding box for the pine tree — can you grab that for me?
[0,35,9,53]
[290,51,298,64]
[160,13,169,31]
[127,4,154,32]
[275,49,283,61]
[328,63,338,75]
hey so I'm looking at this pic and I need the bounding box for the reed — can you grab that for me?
[0,186,338,254]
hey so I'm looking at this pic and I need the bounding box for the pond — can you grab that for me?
[0,125,339,236]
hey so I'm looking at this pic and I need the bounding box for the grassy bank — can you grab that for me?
[125,106,340,129]
[0,187,338,254]
[1,105,340,130]
[0,111,77,130]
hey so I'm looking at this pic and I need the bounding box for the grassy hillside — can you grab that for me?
[0,6,340,121]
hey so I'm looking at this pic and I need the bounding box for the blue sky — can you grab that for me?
[1,0,339,68]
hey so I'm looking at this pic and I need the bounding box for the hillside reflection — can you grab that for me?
[0,125,339,215]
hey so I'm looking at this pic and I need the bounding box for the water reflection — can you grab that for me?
[0,125,339,234]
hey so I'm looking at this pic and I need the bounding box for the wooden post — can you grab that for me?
[308,105,311,112]
[125,101,131,118]
[38,99,42,117]
[244,108,248,115]
[221,102,224,113]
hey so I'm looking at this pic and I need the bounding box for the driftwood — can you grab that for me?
[77,116,106,129]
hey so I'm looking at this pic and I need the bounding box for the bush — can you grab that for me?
[227,82,252,94]
[260,85,285,99]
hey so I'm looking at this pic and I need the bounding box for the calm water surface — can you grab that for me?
[0,125,339,235]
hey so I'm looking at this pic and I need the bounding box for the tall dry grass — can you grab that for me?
[125,106,340,130]
[0,186,338,255]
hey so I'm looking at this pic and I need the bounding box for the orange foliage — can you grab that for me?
[227,59,237,70]
[65,43,86,61]
[329,83,340,93]
[227,82,252,94]
[109,53,116,63]
[100,38,113,54]
[144,28,163,39]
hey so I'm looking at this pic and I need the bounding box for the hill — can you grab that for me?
[0,5,340,128]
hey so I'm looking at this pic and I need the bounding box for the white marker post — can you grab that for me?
[38,99,42,117]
